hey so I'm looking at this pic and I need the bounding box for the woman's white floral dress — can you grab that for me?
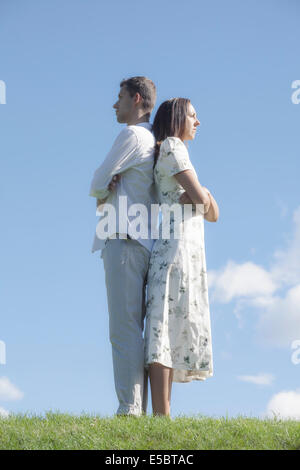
[144,136,213,383]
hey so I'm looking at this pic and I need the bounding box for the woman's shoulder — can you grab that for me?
[160,136,188,154]
[156,136,192,176]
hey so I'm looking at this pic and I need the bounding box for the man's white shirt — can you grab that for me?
[89,122,159,254]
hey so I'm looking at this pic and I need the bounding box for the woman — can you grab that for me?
[144,98,219,416]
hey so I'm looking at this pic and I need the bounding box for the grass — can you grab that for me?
[0,411,299,450]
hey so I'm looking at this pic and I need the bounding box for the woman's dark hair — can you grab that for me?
[120,76,156,114]
[152,98,190,168]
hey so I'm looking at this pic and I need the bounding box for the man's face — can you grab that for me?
[113,86,135,123]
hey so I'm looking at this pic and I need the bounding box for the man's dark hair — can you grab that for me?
[120,76,156,113]
[152,98,190,168]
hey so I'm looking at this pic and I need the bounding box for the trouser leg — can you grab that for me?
[102,238,150,416]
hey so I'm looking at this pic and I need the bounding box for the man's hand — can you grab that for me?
[108,174,121,191]
[96,174,121,210]
[96,197,107,210]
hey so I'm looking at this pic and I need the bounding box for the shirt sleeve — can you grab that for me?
[160,137,194,177]
[89,127,139,199]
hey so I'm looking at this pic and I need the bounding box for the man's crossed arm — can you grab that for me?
[89,126,138,209]
[96,174,121,209]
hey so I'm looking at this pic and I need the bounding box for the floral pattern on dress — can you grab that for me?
[144,137,213,383]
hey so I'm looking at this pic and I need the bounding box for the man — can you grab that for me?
[89,77,158,416]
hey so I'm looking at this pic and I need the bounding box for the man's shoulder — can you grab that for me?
[115,125,138,141]
[114,125,151,144]
[127,123,155,147]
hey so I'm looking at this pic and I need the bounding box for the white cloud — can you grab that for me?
[237,373,274,386]
[208,205,300,348]
[208,260,278,303]
[254,284,300,347]
[264,390,300,421]
[0,407,9,418]
[0,376,23,401]
[269,206,300,287]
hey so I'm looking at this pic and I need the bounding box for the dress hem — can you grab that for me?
[145,360,213,383]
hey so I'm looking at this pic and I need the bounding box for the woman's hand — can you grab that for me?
[201,186,211,197]
[179,191,193,204]
[202,187,219,222]
[179,186,210,205]
[179,186,218,222]
[174,171,210,213]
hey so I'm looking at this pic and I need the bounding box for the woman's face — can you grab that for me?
[181,103,200,141]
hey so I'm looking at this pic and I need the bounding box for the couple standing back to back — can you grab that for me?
[89,76,219,417]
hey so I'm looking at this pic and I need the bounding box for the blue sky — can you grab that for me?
[0,0,300,420]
